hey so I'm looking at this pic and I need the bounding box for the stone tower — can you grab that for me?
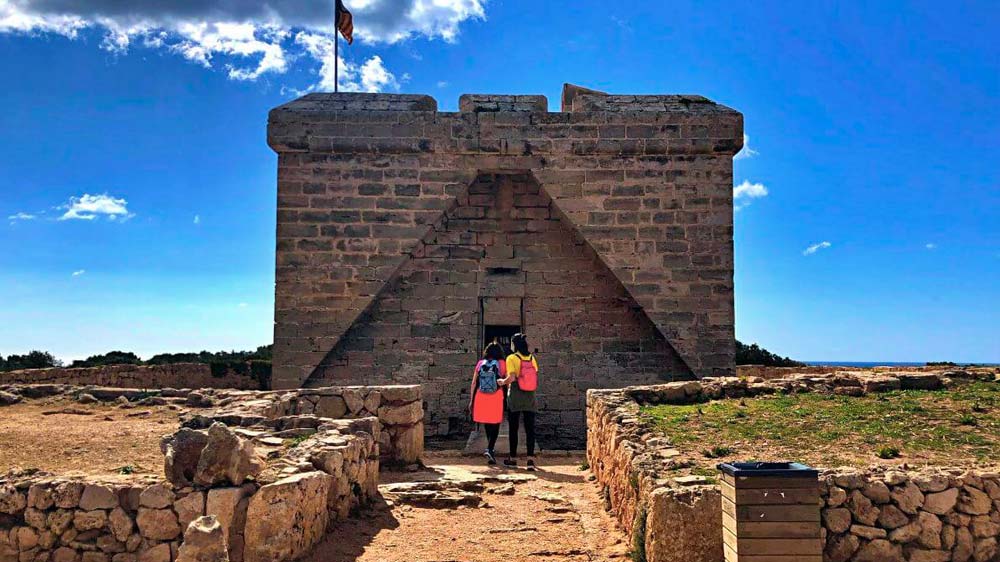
[267,85,742,443]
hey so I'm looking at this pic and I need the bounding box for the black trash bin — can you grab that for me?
[717,462,822,562]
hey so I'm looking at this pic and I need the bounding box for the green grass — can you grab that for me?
[640,382,1000,467]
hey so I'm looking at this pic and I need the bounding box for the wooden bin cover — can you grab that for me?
[717,462,822,562]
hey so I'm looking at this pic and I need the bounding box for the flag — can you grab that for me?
[336,0,354,45]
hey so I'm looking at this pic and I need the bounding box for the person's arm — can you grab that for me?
[468,361,481,412]
[504,355,518,385]
[498,360,513,385]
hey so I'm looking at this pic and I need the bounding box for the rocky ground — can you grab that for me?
[302,452,630,562]
[0,398,182,477]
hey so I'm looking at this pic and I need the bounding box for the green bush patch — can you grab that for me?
[641,382,1000,468]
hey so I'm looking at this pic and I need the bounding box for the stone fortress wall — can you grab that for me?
[0,383,424,562]
[586,369,1000,562]
[0,364,264,391]
[267,85,743,443]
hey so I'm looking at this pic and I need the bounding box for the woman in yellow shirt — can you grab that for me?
[504,333,539,470]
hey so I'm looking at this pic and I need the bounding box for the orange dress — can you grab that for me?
[472,360,507,424]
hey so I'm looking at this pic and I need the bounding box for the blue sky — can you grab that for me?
[1,0,997,363]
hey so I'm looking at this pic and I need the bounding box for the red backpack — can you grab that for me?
[517,356,538,391]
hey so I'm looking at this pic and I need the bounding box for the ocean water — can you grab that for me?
[804,361,999,368]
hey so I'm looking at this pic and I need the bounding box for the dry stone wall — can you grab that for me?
[586,369,1000,562]
[0,383,424,562]
[0,364,263,391]
[267,89,743,442]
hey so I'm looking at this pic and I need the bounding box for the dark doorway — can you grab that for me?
[484,325,520,356]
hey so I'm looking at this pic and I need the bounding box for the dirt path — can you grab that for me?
[304,452,630,562]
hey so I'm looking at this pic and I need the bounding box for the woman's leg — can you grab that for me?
[524,411,536,457]
[507,411,521,458]
[484,423,500,452]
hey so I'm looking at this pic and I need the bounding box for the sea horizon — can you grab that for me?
[803,361,999,368]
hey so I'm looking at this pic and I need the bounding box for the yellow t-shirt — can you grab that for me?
[505,353,538,380]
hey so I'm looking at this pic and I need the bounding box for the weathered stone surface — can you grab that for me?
[645,487,722,562]
[923,488,959,515]
[174,492,205,529]
[73,510,107,531]
[163,429,210,487]
[891,481,924,514]
[957,486,991,515]
[314,396,347,418]
[176,516,229,562]
[823,508,852,534]
[0,390,22,406]
[27,484,55,510]
[854,538,903,562]
[848,490,880,526]
[862,481,891,504]
[193,423,264,487]
[243,472,333,562]
[79,486,118,511]
[205,486,252,559]
[138,484,174,510]
[377,402,423,426]
[851,524,887,540]
[137,543,171,562]
[108,508,133,542]
[0,485,27,514]
[916,511,942,549]
[136,508,180,541]
[54,482,85,509]
[825,533,860,562]
[878,504,910,529]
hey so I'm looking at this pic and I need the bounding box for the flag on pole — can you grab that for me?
[336,0,354,44]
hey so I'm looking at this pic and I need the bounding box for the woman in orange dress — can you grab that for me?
[468,342,511,464]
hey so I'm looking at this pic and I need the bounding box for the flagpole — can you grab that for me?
[334,5,339,93]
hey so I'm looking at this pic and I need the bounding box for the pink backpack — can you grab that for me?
[517,357,538,391]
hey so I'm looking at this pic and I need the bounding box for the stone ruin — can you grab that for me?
[267,84,743,444]
[0,383,424,562]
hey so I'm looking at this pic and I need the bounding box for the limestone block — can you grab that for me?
[243,472,333,562]
[854,538,903,562]
[0,485,27,514]
[137,543,171,562]
[823,508,852,534]
[644,486,721,562]
[392,422,424,464]
[377,401,423,425]
[176,516,229,562]
[136,509,180,541]
[891,481,924,514]
[924,488,959,515]
[825,532,859,562]
[174,492,205,529]
[47,510,75,535]
[138,485,174,510]
[163,429,210,487]
[957,486,991,515]
[315,395,348,418]
[27,485,55,510]
[79,486,118,511]
[73,510,108,531]
[877,504,910,529]
[193,424,264,487]
[377,386,419,404]
[205,486,252,555]
[108,508,133,543]
[341,389,364,414]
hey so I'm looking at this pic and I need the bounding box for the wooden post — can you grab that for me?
[718,462,822,562]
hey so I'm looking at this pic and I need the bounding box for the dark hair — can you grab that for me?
[511,333,530,356]
[483,341,505,361]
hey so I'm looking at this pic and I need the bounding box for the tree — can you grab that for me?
[70,351,142,368]
[735,340,803,367]
[2,350,61,371]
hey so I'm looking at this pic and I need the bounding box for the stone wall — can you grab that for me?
[267,88,742,443]
[586,370,1000,562]
[0,391,386,562]
[0,364,264,391]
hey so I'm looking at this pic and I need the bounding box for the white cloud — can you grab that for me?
[925,243,937,250]
[59,193,133,221]
[0,0,485,89]
[803,241,832,256]
[193,214,201,224]
[295,32,398,93]
[734,133,759,161]
[436,80,448,88]
[238,302,248,308]
[8,212,37,221]
[72,269,86,276]
[733,179,768,211]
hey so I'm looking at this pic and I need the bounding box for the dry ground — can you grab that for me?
[304,452,630,562]
[0,398,181,478]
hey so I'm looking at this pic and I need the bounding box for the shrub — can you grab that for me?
[876,445,901,459]
[702,446,735,459]
[736,340,803,367]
